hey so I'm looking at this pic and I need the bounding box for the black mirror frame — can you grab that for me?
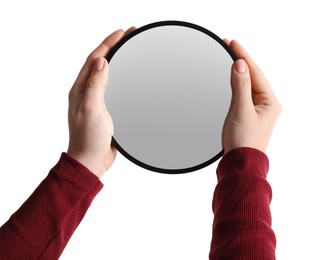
[106,20,237,174]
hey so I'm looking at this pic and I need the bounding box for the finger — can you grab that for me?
[229,40,274,98]
[69,29,125,111]
[125,26,136,36]
[91,29,126,57]
[73,29,125,93]
[230,59,254,112]
[223,38,230,46]
[82,57,109,111]
[73,27,135,111]
[223,38,233,111]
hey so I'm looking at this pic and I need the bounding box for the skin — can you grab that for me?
[67,27,136,178]
[67,31,281,178]
[222,39,282,154]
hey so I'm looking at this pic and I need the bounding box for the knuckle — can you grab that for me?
[254,66,264,76]
[238,77,250,88]
[80,103,93,114]
[87,77,98,89]
[276,101,282,114]
[80,99,98,114]
[68,87,74,97]
[86,53,96,63]
[270,98,282,115]
[68,88,75,101]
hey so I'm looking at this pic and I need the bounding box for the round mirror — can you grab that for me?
[105,21,236,174]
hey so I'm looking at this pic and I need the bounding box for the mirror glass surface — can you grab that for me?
[106,21,236,173]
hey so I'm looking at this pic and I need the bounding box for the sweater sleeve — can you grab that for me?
[0,152,103,260]
[209,147,276,260]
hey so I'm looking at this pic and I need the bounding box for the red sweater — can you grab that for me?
[0,148,276,259]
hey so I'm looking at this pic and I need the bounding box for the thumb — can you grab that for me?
[230,59,254,112]
[84,57,108,107]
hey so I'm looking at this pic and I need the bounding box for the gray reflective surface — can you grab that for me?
[106,24,233,172]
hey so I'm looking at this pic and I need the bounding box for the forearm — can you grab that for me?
[0,153,103,259]
[209,148,276,259]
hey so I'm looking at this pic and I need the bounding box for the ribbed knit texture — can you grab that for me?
[210,147,276,259]
[0,148,276,259]
[0,153,103,259]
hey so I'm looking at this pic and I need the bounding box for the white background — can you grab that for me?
[0,1,311,259]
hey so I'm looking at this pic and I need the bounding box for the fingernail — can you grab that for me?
[94,57,104,71]
[235,59,246,73]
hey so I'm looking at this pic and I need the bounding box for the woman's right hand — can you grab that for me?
[222,40,282,154]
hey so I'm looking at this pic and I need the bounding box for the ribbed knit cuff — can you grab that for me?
[52,152,103,191]
[217,147,269,182]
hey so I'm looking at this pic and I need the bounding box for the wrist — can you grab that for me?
[66,151,106,178]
